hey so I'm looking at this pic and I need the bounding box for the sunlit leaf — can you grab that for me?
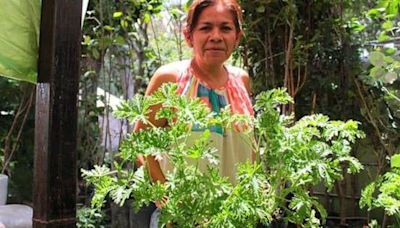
[369,51,386,67]
[83,35,91,45]
[113,11,123,18]
[360,182,376,209]
[103,25,114,31]
[367,8,381,18]
[385,1,399,18]
[384,47,397,55]
[391,154,400,168]
[378,32,391,42]
[383,72,398,84]
[382,21,393,30]
[143,13,151,23]
[370,66,386,79]
[120,19,128,28]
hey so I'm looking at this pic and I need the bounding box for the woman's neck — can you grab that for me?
[190,58,228,88]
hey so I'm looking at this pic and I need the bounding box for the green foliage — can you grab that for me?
[82,84,364,227]
[358,0,400,88]
[360,154,400,224]
[83,83,265,227]
[357,1,400,225]
[78,0,166,177]
[76,206,106,228]
[82,0,164,96]
[255,89,365,225]
[204,163,274,227]
[149,1,192,63]
[240,9,398,228]
[368,50,399,84]
[392,154,400,168]
[0,79,34,201]
[240,0,370,127]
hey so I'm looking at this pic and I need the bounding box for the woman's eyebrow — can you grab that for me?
[198,21,234,25]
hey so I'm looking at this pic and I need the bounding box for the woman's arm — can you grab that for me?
[134,63,180,183]
[238,69,252,96]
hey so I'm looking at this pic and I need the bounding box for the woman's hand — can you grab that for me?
[155,195,169,208]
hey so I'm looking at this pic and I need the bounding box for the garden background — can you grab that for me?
[0,0,399,227]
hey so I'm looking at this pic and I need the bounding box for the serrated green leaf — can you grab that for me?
[360,182,376,209]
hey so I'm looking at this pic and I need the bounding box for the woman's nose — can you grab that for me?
[210,29,222,42]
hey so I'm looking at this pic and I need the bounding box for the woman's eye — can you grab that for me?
[200,27,210,31]
[222,26,233,31]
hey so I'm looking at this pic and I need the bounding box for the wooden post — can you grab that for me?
[33,0,82,227]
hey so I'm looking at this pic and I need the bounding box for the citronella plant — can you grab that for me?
[82,83,270,227]
[254,88,365,226]
[360,154,400,225]
[82,84,365,227]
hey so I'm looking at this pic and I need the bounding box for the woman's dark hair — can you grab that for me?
[185,0,243,34]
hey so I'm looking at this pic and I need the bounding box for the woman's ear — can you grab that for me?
[235,30,243,46]
[183,28,193,47]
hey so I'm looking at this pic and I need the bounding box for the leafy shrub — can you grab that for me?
[82,84,364,227]
[360,154,400,225]
[255,88,365,226]
[77,206,106,228]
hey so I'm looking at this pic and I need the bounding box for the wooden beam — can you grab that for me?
[33,0,82,227]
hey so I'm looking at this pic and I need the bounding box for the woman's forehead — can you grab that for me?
[196,4,235,24]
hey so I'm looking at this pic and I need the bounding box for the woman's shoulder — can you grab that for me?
[226,65,251,94]
[145,60,191,95]
[152,60,191,82]
[226,65,249,79]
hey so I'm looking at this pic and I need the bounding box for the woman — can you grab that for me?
[133,0,254,226]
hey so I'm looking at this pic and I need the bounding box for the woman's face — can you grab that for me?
[187,3,241,66]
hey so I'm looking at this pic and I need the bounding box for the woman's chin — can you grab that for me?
[203,55,228,65]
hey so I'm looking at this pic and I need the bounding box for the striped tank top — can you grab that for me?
[160,60,254,184]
